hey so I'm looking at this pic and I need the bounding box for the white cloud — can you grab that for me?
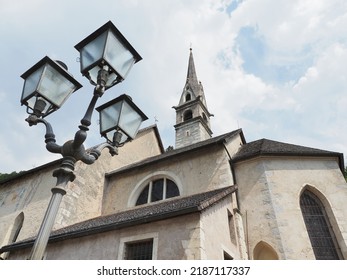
[1,0,347,173]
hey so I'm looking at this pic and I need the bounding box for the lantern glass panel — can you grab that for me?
[80,31,107,73]
[21,65,44,103]
[118,101,144,139]
[105,32,136,79]
[38,64,78,108]
[99,101,122,134]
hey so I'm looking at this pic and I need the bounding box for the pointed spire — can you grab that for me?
[181,48,205,103]
[180,48,208,108]
[186,48,199,85]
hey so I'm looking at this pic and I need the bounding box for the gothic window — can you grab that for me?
[124,239,153,260]
[300,190,341,260]
[185,93,191,102]
[183,110,193,121]
[135,178,180,206]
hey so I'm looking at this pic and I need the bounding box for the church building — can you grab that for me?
[1,49,347,260]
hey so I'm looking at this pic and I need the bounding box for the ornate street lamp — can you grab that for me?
[74,20,142,95]
[20,21,147,260]
[20,56,82,117]
[96,94,148,146]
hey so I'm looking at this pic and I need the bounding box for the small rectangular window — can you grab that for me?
[124,239,153,260]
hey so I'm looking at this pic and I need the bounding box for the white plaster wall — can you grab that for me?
[103,145,234,214]
[234,156,347,260]
[200,197,241,259]
[7,213,202,260]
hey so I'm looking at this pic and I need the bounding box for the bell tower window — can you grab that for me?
[183,110,193,121]
[185,93,191,102]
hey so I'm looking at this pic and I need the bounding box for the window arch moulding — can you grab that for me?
[128,171,183,207]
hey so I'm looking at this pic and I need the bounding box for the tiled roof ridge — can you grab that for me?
[232,137,344,168]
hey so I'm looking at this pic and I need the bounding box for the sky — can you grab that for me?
[0,0,347,173]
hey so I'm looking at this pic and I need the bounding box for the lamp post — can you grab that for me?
[20,21,147,260]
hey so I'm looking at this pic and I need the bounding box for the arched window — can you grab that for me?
[253,241,279,260]
[136,178,180,206]
[185,93,191,102]
[183,110,193,121]
[300,190,341,260]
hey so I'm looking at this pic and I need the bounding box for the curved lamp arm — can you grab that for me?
[24,80,117,168]
[89,142,118,158]
[25,115,62,154]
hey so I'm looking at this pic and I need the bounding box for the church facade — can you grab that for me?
[1,50,347,260]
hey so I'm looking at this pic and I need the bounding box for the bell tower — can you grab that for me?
[173,49,213,149]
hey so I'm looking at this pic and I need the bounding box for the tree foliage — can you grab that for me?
[0,171,25,182]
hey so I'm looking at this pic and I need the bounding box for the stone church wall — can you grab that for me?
[234,156,347,259]
[175,120,211,148]
[0,127,163,251]
[7,213,202,260]
[200,196,242,259]
[0,164,58,247]
[103,145,234,215]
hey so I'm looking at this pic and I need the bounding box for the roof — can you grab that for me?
[106,128,244,177]
[232,138,344,171]
[0,185,237,253]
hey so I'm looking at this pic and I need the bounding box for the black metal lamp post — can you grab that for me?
[20,21,147,260]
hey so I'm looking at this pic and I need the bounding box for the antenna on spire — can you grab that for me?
[189,42,193,51]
